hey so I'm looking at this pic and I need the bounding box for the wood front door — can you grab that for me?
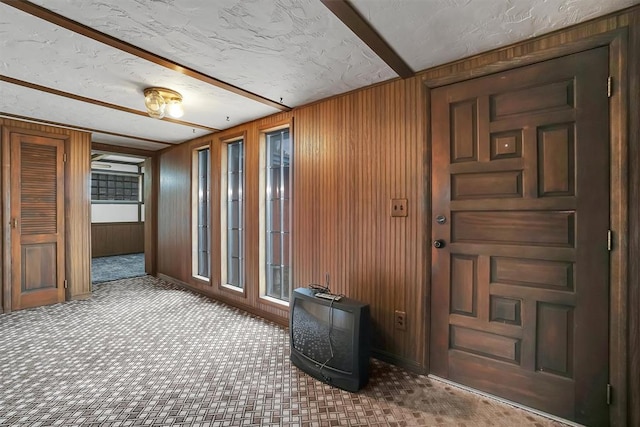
[430,47,610,426]
[9,132,66,310]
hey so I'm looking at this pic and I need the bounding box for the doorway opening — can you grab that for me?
[90,151,147,284]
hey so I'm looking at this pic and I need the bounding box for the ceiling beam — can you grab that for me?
[0,112,172,147]
[1,0,291,112]
[92,142,158,159]
[320,0,414,79]
[1,75,219,132]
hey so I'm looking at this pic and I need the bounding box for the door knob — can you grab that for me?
[433,239,445,249]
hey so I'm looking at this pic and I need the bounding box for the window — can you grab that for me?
[263,128,291,302]
[192,147,210,280]
[90,158,144,224]
[221,139,245,290]
[91,173,140,201]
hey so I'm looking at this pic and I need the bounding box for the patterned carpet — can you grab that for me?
[0,276,569,427]
[92,253,146,284]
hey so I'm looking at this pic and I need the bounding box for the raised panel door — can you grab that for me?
[430,47,610,425]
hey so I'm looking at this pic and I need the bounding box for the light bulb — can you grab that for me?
[166,99,184,118]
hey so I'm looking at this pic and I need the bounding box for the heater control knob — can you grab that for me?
[433,239,445,249]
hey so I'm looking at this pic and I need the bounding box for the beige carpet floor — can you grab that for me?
[0,276,570,426]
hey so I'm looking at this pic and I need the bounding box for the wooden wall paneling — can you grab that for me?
[628,9,640,427]
[203,114,293,321]
[156,113,295,324]
[292,78,426,370]
[245,124,259,302]
[65,130,92,300]
[91,222,144,257]
[92,142,157,159]
[1,126,9,313]
[157,141,193,281]
[407,77,428,368]
[292,106,319,288]
[144,156,157,275]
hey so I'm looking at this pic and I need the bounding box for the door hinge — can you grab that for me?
[63,279,68,289]
[63,153,67,162]
[607,76,612,98]
[607,383,612,405]
[607,230,613,251]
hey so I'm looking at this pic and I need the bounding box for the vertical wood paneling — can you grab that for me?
[1,128,8,313]
[157,141,193,281]
[0,118,91,303]
[66,130,92,300]
[294,77,426,368]
[91,222,144,257]
[144,157,157,275]
[154,9,638,400]
[157,113,295,323]
[628,10,640,427]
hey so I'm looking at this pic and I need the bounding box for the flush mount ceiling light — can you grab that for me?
[143,87,184,119]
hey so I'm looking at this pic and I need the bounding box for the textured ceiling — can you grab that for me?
[1,0,638,151]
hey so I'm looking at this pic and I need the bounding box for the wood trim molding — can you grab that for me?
[1,126,12,313]
[372,348,427,375]
[0,112,171,147]
[607,28,630,427]
[144,156,158,276]
[320,0,414,78]
[1,0,290,112]
[92,142,158,159]
[0,75,217,132]
[420,10,636,88]
[627,10,640,427]
[157,273,288,327]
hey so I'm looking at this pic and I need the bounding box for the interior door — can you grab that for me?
[430,47,610,426]
[10,132,66,310]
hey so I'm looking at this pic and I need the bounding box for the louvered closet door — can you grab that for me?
[11,133,65,310]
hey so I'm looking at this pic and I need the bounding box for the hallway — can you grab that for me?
[91,253,145,284]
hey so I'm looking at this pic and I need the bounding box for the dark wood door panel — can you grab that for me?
[431,46,610,426]
[451,210,575,247]
[448,350,575,420]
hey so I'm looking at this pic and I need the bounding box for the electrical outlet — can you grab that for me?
[394,310,406,330]
[391,198,408,217]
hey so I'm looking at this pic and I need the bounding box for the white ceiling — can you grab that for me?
[1,0,638,152]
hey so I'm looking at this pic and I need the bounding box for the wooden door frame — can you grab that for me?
[1,127,11,313]
[422,27,634,425]
[91,142,158,276]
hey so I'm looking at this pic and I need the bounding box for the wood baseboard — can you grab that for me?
[69,292,92,301]
[156,273,289,328]
[372,349,427,375]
